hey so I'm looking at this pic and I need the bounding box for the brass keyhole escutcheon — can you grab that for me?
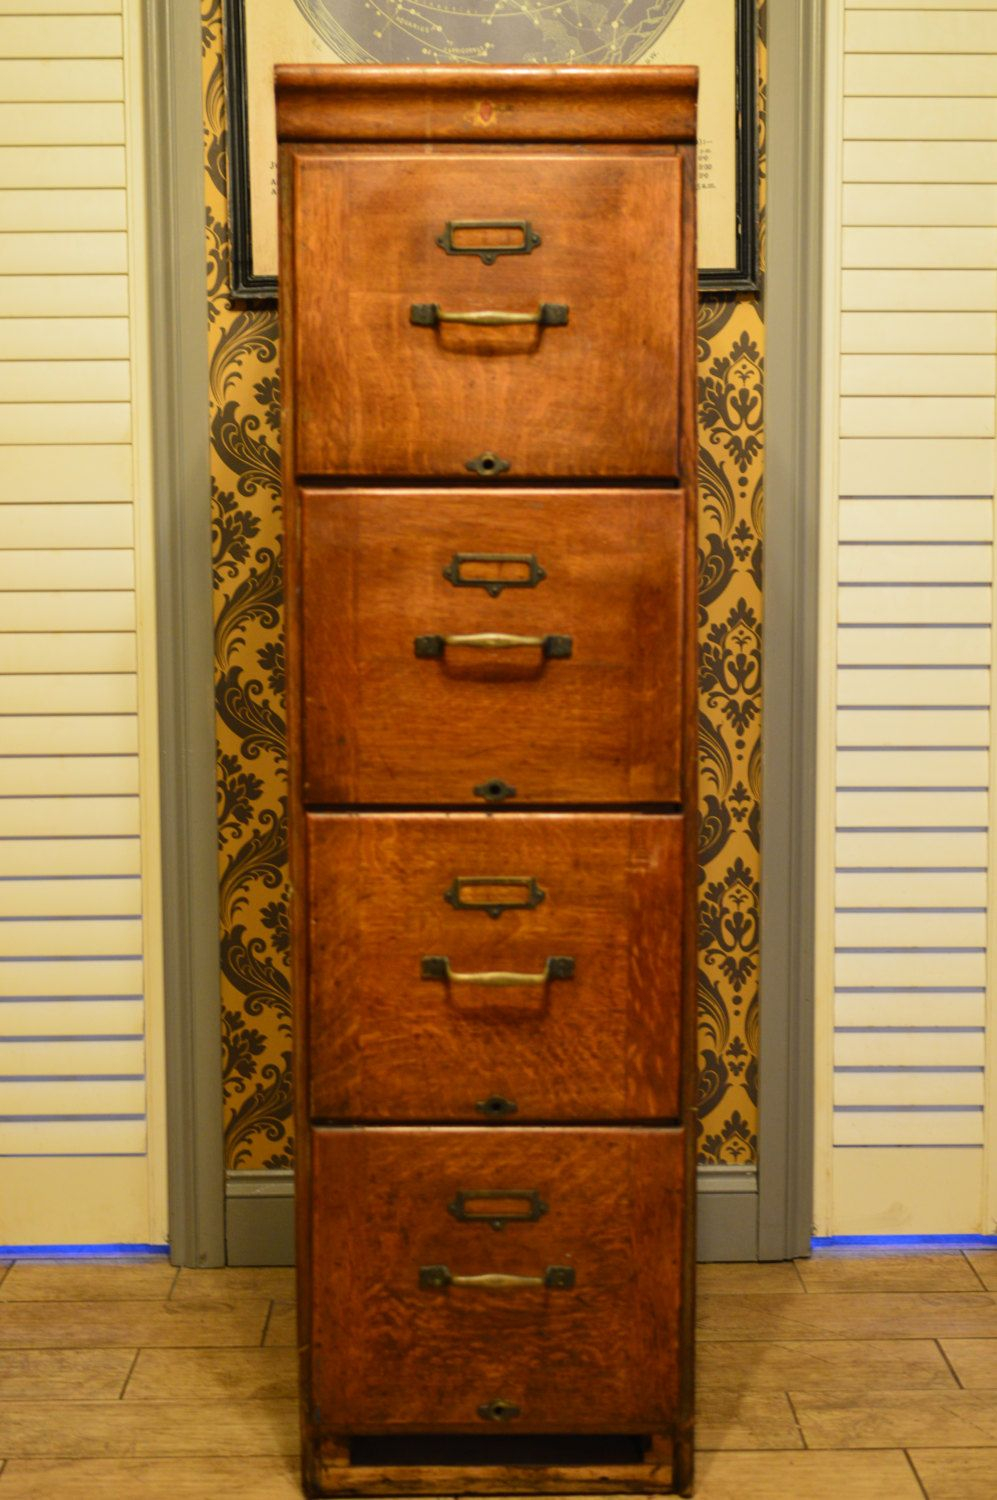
[478,1398,520,1423]
[466,451,511,478]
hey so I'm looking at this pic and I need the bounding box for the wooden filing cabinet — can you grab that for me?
[277,65,699,1498]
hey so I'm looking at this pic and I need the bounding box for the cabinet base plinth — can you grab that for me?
[308,1441,678,1497]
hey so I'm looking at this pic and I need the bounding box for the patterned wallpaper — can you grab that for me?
[202,0,765,1170]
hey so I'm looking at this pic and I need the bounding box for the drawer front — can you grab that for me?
[306,813,684,1123]
[300,488,686,806]
[308,1126,685,1434]
[291,149,683,480]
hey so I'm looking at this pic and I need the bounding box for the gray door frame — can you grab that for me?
[756,0,824,1260]
[146,0,825,1267]
[144,0,226,1268]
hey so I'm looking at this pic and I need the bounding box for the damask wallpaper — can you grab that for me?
[202,0,765,1171]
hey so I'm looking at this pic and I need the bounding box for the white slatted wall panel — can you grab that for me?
[0,0,164,1244]
[816,1,997,1233]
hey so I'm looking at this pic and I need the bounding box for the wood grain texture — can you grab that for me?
[123,1348,297,1402]
[909,1448,997,1500]
[300,489,685,806]
[0,1457,304,1500]
[292,151,683,480]
[795,1252,982,1295]
[691,1451,925,1500]
[0,1299,269,1349]
[0,1399,298,1458]
[0,1349,135,1401]
[0,1260,175,1303]
[276,65,697,143]
[306,813,684,1122]
[698,1293,997,1343]
[698,1338,957,1393]
[793,1390,997,1449]
[308,1126,686,1435]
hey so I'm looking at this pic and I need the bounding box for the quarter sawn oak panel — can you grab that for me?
[300,488,685,806]
[307,813,684,1122]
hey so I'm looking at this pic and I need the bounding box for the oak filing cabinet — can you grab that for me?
[276,65,699,1498]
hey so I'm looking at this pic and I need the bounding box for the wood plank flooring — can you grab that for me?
[0,1251,994,1496]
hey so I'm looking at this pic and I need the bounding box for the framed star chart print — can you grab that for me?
[222,0,759,299]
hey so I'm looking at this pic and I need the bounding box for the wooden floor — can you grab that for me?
[0,1250,993,1496]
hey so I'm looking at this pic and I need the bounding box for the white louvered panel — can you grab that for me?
[842,236,997,274]
[0,1000,142,1038]
[0,61,123,103]
[0,877,140,917]
[2,634,136,674]
[0,16,123,56]
[837,707,990,745]
[835,993,986,1028]
[1,799,139,839]
[0,840,139,879]
[838,587,991,624]
[0,675,137,714]
[840,399,994,439]
[0,318,129,361]
[0,1121,145,1156]
[0,144,124,187]
[0,593,135,631]
[844,97,997,140]
[839,500,992,543]
[837,911,987,947]
[842,272,997,313]
[837,630,991,667]
[837,668,989,706]
[845,185,997,229]
[838,545,992,584]
[0,358,130,399]
[844,143,997,184]
[837,749,989,786]
[0,1080,144,1116]
[0,101,124,143]
[2,919,145,962]
[834,1112,984,1147]
[841,311,997,352]
[836,951,987,988]
[0,3,122,14]
[0,757,139,795]
[842,353,997,396]
[836,827,987,866]
[0,552,134,590]
[845,11,997,50]
[0,958,142,999]
[839,439,995,495]
[835,1074,985,1108]
[0,281,129,322]
[0,446,131,502]
[0,1040,143,1075]
[0,403,131,445]
[836,1031,986,1069]
[837,788,988,824]
[845,55,997,96]
[0,188,125,230]
[0,716,137,755]
[837,871,988,906]
[1,505,132,549]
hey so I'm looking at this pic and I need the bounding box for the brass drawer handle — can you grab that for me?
[421,955,574,986]
[420,1264,575,1291]
[414,632,572,659]
[411,302,569,328]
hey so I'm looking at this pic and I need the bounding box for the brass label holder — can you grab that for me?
[444,875,546,920]
[436,219,541,265]
[448,1187,548,1231]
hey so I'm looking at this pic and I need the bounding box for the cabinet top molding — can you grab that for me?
[275,64,698,144]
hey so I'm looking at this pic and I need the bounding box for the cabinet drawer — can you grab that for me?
[299,488,686,806]
[307,1126,686,1434]
[289,148,684,480]
[306,812,685,1123]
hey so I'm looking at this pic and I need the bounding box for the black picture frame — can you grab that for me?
[222,0,759,302]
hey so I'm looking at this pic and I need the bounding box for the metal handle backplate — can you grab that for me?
[420,1264,574,1291]
[411,302,568,328]
[414,632,572,660]
[421,955,574,987]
